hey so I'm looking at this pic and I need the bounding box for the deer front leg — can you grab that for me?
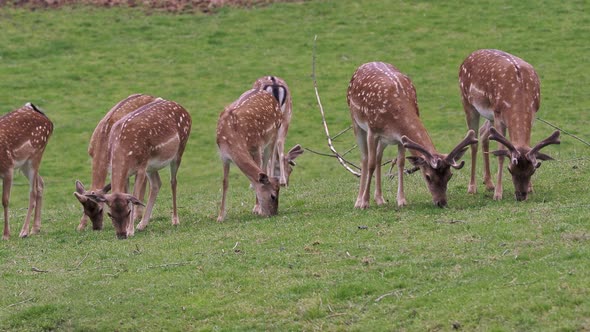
[137,171,161,231]
[276,134,287,186]
[361,130,379,207]
[465,105,480,194]
[31,174,44,235]
[373,140,386,206]
[19,169,38,238]
[354,126,369,209]
[396,145,407,207]
[169,161,180,226]
[480,121,495,191]
[133,174,148,222]
[493,123,507,200]
[77,213,89,231]
[3,174,13,240]
[217,161,230,222]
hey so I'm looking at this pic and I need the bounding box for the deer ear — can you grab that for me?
[258,173,271,185]
[287,144,304,165]
[406,156,426,167]
[534,152,554,161]
[75,180,85,194]
[126,194,145,207]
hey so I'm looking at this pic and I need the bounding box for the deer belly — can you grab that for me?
[147,135,180,171]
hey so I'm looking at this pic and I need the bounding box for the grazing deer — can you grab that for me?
[84,99,191,239]
[74,94,157,231]
[459,49,560,200]
[252,76,293,185]
[1,103,53,240]
[347,62,477,208]
[216,89,302,222]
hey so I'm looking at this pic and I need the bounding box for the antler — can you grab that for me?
[312,35,361,177]
[488,127,516,152]
[529,130,561,157]
[445,129,477,168]
[401,135,442,168]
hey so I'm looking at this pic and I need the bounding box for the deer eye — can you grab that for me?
[107,212,113,219]
[425,174,432,182]
[271,194,277,201]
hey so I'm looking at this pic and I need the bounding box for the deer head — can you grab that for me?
[402,130,477,207]
[73,180,111,230]
[84,193,144,239]
[489,127,560,201]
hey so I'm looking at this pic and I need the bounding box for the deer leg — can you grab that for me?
[480,121,495,191]
[31,174,44,235]
[252,149,263,214]
[276,136,287,186]
[137,171,161,231]
[354,125,369,209]
[170,161,179,226]
[493,123,507,200]
[374,140,386,206]
[363,130,378,207]
[2,174,13,240]
[217,161,230,222]
[465,105,480,194]
[77,213,89,231]
[19,166,37,238]
[396,144,407,207]
[133,174,148,222]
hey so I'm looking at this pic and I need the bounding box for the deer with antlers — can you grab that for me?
[459,49,560,201]
[1,103,53,240]
[347,62,477,208]
[83,98,191,239]
[216,89,302,222]
[74,94,157,231]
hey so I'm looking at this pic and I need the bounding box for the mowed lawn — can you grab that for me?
[0,0,589,330]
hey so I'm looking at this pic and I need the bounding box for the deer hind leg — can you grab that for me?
[493,123,507,200]
[276,129,288,186]
[3,173,13,240]
[373,140,386,206]
[137,171,161,231]
[31,174,44,235]
[169,161,180,226]
[396,144,407,207]
[354,125,369,209]
[465,103,480,194]
[217,161,230,222]
[362,130,379,207]
[480,121,495,191]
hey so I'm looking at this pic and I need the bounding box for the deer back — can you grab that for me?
[217,89,282,161]
[87,94,157,189]
[109,99,191,191]
[0,103,53,175]
[459,49,540,146]
[347,61,434,149]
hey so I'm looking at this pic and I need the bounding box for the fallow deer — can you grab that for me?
[216,89,302,222]
[459,49,560,200]
[347,62,477,208]
[252,76,293,185]
[74,94,157,231]
[84,99,191,239]
[1,103,53,240]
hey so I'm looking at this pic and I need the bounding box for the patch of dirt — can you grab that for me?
[0,0,302,13]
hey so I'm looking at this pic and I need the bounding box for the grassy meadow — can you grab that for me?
[1,0,589,330]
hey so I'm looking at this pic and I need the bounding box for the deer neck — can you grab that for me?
[402,122,437,157]
[501,104,535,148]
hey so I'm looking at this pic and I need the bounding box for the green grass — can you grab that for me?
[1,0,589,330]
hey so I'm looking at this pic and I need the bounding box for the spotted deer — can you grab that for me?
[74,94,157,231]
[347,62,477,208]
[1,103,53,240]
[252,76,293,185]
[459,49,560,200]
[83,99,191,239]
[216,89,302,222]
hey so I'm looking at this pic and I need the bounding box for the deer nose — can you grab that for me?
[435,200,447,208]
[515,191,527,201]
[117,233,128,240]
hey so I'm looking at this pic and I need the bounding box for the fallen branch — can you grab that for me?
[312,35,361,177]
[5,297,34,308]
[73,253,90,270]
[375,290,403,302]
[31,267,49,273]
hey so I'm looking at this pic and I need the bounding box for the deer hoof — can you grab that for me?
[354,200,369,209]
[467,185,477,194]
[375,196,385,206]
[397,198,407,207]
[136,223,147,231]
[493,192,503,200]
